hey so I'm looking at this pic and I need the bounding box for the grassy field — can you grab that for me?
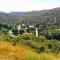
[0,41,60,60]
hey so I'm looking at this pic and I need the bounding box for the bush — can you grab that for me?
[21,33,34,40]
[4,33,60,53]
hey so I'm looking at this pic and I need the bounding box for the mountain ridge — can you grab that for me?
[0,7,60,26]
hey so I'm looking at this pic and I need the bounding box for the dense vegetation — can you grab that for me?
[0,7,60,53]
[0,7,60,60]
[0,7,60,26]
[4,33,60,53]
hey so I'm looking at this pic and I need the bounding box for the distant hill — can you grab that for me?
[0,7,60,26]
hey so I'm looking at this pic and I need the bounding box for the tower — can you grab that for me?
[35,27,38,37]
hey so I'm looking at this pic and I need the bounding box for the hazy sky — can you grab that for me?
[0,0,60,12]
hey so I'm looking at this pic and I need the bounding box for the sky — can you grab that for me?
[0,0,60,12]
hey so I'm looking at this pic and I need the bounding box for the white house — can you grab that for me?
[29,25,34,28]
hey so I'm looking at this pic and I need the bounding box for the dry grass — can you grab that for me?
[0,40,60,60]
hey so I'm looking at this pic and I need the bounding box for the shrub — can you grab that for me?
[21,33,34,40]
[4,33,60,53]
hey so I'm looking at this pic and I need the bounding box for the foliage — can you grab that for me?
[4,33,60,53]
[0,7,60,28]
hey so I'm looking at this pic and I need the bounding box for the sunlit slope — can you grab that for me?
[0,41,60,60]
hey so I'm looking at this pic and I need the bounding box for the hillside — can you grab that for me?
[0,7,60,26]
[0,40,60,60]
[0,7,60,60]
